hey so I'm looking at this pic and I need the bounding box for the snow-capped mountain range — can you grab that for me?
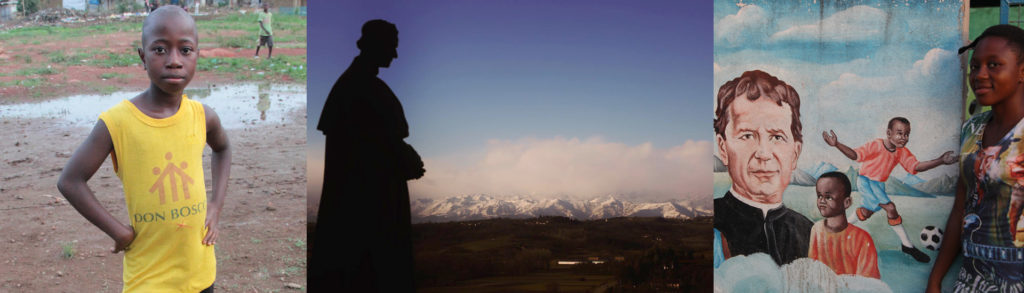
[410,194,712,223]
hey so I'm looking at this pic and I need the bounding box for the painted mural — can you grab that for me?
[713,1,965,292]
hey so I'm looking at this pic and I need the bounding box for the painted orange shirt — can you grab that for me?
[807,220,880,279]
[99,96,215,293]
[854,139,919,182]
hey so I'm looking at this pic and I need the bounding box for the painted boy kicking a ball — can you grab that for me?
[823,117,956,263]
[57,6,230,292]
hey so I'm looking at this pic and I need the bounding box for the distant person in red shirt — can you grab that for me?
[808,172,880,279]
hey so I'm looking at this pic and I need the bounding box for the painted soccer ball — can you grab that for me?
[921,225,943,251]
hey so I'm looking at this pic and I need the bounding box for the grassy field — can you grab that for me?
[0,11,306,100]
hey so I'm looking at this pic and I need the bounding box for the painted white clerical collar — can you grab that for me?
[730,187,783,218]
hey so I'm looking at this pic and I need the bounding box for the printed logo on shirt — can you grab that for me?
[149,152,194,205]
[132,202,206,224]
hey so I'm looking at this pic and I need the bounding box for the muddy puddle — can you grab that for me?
[0,83,304,129]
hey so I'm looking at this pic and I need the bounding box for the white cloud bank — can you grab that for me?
[716,4,771,48]
[715,253,893,293]
[770,5,889,43]
[717,5,892,47]
[409,137,711,201]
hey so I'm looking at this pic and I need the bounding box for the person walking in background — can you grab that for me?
[254,3,273,59]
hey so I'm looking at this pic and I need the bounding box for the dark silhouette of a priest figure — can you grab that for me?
[309,19,425,292]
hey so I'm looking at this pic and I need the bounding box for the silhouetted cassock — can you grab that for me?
[311,56,416,292]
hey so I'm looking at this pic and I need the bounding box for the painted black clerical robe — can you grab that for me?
[714,191,813,265]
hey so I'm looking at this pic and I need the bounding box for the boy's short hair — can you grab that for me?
[818,171,851,198]
[959,24,1024,63]
[714,70,803,143]
[141,6,196,45]
[887,117,910,130]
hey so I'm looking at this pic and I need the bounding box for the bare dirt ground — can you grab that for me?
[0,105,307,292]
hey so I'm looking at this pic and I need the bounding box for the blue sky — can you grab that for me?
[713,0,964,181]
[308,1,713,201]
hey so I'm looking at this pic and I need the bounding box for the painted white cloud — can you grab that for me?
[408,137,711,201]
[770,5,888,43]
[716,4,771,48]
[817,48,959,108]
[715,253,893,293]
[906,48,960,84]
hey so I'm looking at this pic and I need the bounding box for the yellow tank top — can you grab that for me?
[99,96,215,293]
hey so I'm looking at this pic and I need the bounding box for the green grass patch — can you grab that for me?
[88,50,140,68]
[47,51,68,64]
[197,12,306,33]
[49,50,99,66]
[281,237,307,251]
[15,66,59,76]
[214,35,253,48]
[99,72,131,80]
[14,54,33,64]
[0,22,138,42]
[196,12,306,49]
[89,84,122,95]
[266,32,306,48]
[60,242,76,259]
[0,78,44,88]
[198,54,306,82]
[0,11,304,51]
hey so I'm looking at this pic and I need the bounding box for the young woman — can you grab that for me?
[928,24,1024,292]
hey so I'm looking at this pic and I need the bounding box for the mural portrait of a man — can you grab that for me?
[713,70,813,266]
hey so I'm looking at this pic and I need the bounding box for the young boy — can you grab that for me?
[808,172,880,279]
[56,6,230,293]
[823,117,956,263]
[254,3,273,59]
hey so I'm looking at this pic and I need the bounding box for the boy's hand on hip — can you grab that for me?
[203,209,220,246]
[112,225,135,253]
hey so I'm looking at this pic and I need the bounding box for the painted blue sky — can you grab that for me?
[308,1,713,201]
[714,0,964,181]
